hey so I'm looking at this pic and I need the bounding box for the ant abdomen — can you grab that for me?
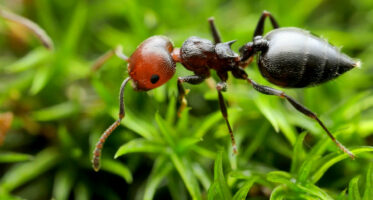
[128,36,176,91]
[258,28,358,88]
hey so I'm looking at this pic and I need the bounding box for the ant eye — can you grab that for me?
[150,74,160,84]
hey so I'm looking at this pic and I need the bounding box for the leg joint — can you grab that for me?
[216,82,227,92]
[263,10,270,16]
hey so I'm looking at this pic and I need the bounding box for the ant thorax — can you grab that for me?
[179,36,240,78]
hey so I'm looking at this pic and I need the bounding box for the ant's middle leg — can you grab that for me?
[177,75,206,116]
[216,81,237,154]
[253,10,280,37]
[208,17,222,44]
[215,71,237,153]
[245,77,355,159]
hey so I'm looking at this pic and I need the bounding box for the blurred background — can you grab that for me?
[0,0,372,199]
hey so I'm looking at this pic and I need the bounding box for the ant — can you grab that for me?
[92,11,360,171]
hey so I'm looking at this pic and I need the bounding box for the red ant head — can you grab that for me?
[128,36,176,91]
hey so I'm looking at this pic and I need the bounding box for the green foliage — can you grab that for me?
[114,102,219,200]
[208,151,231,200]
[0,152,33,163]
[0,148,59,191]
[0,0,373,199]
[264,134,373,200]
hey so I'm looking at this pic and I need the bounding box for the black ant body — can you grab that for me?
[92,11,359,171]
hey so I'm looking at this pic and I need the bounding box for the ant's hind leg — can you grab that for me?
[208,17,222,44]
[92,45,129,72]
[245,77,355,159]
[239,11,277,66]
[253,11,280,37]
[177,75,205,116]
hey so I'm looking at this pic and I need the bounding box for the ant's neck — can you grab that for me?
[171,48,182,63]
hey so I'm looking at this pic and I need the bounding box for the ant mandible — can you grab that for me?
[92,11,359,171]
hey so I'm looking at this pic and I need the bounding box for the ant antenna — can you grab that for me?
[92,45,128,72]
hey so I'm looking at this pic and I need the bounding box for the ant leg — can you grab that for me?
[92,45,128,72]
[245,78,355,159]
[216,82,237,154]
[208,17,222,44]
[0,8,54,50]
[177,75,205,116]
[239,10,278,65]
[92,77,131,172]
[253,10,280,37]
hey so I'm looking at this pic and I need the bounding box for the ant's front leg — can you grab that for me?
[92,45,128,72]
[177,75,205,116]
[92,77,131,172]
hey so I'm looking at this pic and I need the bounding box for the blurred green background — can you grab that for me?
[0,0,373,199]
